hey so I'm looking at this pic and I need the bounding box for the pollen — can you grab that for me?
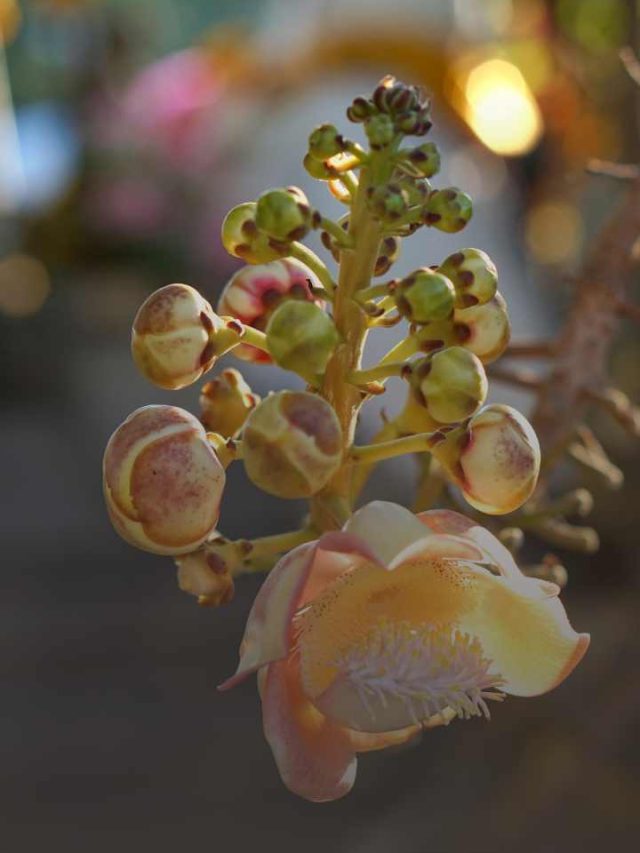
[332,620,505,725]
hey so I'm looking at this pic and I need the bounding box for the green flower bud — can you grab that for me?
[375,235,401,276]
[255,187,312,242]
[242,391,342,498]
[364,114,395,150]
[406,142,440,178]
[366,183,409,221]
[308,123,344,160]
[221,202,286,264]
[454,292,510,363]
[394,175,431,207]
[439,248,498,308]
[200,368,260,437]
[394,268,455,324]
[346,96,376,123]
[266,301,339,382]
[410,347,487,424]
[303,153,337,180]
[424,187,473,233]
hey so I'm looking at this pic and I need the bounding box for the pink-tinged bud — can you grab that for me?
[176,551,234,606]
[454,292,510,364]
[103,405,225,554]
[199,368,260,437]
[242,391,342,498]
[132,284,222,389]
[434,405,540,515]
[217,259,322,363]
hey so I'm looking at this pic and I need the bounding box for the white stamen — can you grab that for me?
[333,620,504,725]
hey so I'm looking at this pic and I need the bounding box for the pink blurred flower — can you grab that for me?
[221,501,588,802]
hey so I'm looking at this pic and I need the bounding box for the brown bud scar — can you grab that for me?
[206,553,228,574]
[449,252,464,267]
[458,271,474,287]
[241,220,258,237]
[460,294,479,308]
[200,311,214,332]
[200,342,215,365]
[312,211,322,228]
[454,324,471,342]
[424,213,441,225]
[226,319,243,334]
[444,190,457,201]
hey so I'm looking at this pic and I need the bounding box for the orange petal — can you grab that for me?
[218,532,377,691]
[261,657,357,802]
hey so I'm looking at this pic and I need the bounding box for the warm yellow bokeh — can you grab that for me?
[463,59,543,156]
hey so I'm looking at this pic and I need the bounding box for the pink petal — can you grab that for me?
[417,509,477,535]
[262,657,357,802]
[218,532,377,691]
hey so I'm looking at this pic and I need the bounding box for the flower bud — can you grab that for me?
[266,301,339,382]
[303,153,337,180]
[217,258,321,362]
[131,283,222,390]
[454,292,510,363]
[439,248,498,308]
[366,183,409,221]
[103,406,225,554]
[395,175,431,207]
[377,238,402,278]
[308,123,344,160]
[364,114,395,150]
[423,187,473,233]
[394,268,455,324]
[200,368,260,437]
[176,551,234,606]
[406,142,440,178]
[346,96,376,123]
[434,405,540,515]
[411,347,487,424]
[221,202,286,264]
[243,391,342,498]
[255,187,312,242]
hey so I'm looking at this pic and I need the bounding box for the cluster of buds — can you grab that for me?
[97,74,590,804]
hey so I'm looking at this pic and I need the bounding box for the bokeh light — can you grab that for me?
[463,58,543,156]
[525,200,583,265]
[0,253,51,316]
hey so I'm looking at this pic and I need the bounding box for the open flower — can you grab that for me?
[220,501,588,802]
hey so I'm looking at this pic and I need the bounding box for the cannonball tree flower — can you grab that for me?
[217,258,323,362]
[103,405,225,555]
[220,501,588,802]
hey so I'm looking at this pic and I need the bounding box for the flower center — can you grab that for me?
[331,619,504,726]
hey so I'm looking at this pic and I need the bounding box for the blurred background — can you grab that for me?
[1,1,639,850]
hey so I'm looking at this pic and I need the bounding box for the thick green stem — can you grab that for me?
[348,361,407,385]
[310,160,387,530]
[350,430,442,465]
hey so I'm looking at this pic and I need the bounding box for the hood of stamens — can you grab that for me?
[309,619,504,733]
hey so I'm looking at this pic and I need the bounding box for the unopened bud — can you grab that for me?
[366,183,409,221]
[395,268,455,324]
[364,114,395,150]
[243,391,342,498]
[200,368,259,437]
[439,248,498,308]
[411,347,487,424]
[217,258,321,363]
[424,187,473,233]
[346,96,376,123]
[266,301,339,382]
[131,284,222,390]
[221,202,286,264]
[434,404,540,515]
[303,153,337,180]
[176,551,234,606]
[255,187,312,242]
[103,406,225,554]
[406,142,440,178]
[395,175,431,207]
[454,292,510,363]
[308,123,344,160]
[375,236,401,276]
